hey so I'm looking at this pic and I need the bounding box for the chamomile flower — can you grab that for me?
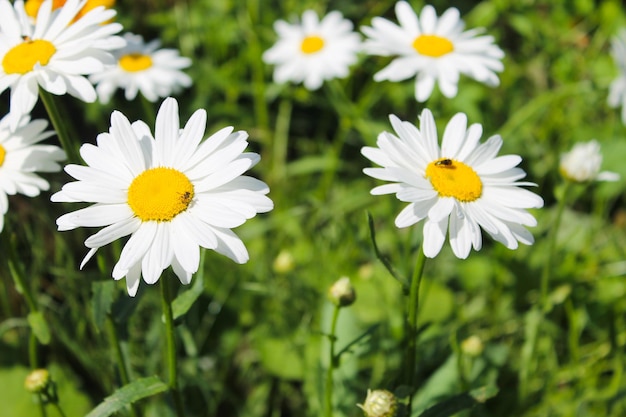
[52,97,273,296]
[0,0,125,130]
[559,140,619,183]
[89,33,192,104]
[24,0,115,22]
[0,112,65,233]
[263,10,361,90]
[361,1,504,102]
[362,109,543,259]
[608,29,626,124]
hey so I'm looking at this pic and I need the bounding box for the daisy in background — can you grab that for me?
[263,9,361,90]
[361,1,504,102]
[560,140,620,183]
[362,109,543,259]
[0,0,125,130]
[52,97,274,296]
[24,0,115,22]
[0,112,65,233]
[89,32,192,104]
[608,29,626,124]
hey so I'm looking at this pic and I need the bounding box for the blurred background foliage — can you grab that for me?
[1,0,626,416]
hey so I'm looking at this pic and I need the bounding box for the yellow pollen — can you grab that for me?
[119,53,153,72]
[2,40,56,75]
[127,167,194,222]
[301,35,325,54]
[0,145,6,167]
[412,34,454,57]
[425,158,482,202]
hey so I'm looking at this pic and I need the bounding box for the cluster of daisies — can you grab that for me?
[0,0,620,296]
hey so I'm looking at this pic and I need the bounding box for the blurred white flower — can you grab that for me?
[52,98,273,296]
[0,112,65,233]
[263,10,361,90]
[362,109,543,259]
[90,33,192,104]
[361,1,504,102]
[24,0,116,22]
[559,140,619,183]
[608,29,626,124]
[0,0,124,130]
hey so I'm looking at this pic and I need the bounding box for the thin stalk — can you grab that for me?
[51,403,67,417]
[139,95,156,127]
[324,304,341,417]
[38,89,80,164]
[405,247,427,414]
[271,98,292,184]
[540,181,571,313]
[105,314,140,417]
[160,279,186,417]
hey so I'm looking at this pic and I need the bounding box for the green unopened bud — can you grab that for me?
[24,369,50,393]
[357,389,397,417]
[461,335,484,357]
[328,277,356,307]
[273,250,295,273]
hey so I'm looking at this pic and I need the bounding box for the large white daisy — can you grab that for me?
[608,28,626,124]
[0,111,65,233]
[89,32,192,104]
[361,1,504,102]
[52,97,274,296]
[559,140,619,183]
[362,109,543,259]
[0,0,124,130]
[263,9,361,90]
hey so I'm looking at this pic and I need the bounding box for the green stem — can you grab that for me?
[540,181,571,313]
[105,314,140,417]
[139,95,156,127]
[51,403,67,417]
[29,332,39,368]
[160,279,186,417]
[405,247,427,413]
[271,98,292,184]
[324,304,341,417]
[38,89,80,164]
[38,396,48,417]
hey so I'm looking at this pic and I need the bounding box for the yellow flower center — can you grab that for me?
[412,34,454,57]
[25,0,116,20]
[301,35,325,54]
[0,145,6,166]
[127,167,194,222]
[2,40,56,75]
[425,158,482,202]
[119,53,153,72]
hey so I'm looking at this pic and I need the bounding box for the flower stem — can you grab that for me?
[405,247,427,413]
[540,181,571,313]
[324,304,341,417]
[106,314,140,417]
[38,89,80,164]
[160,278,186,417]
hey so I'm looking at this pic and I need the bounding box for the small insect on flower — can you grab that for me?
[435,158,453,167]
[179,191,193,205]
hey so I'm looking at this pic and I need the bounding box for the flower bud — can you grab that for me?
[24,369,50,393]
[273,250,295,273]
[461,335,484,357]
[328,276,356,307]
[357,389,397,417]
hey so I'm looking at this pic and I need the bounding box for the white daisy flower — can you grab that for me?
[361,109,543,259]
[263,9,361,90]
[89,32,192,104]
[52,97,274,296]
[361,1,504,102]
[0,0,125,130]
[608,29,626,124]
[24,0,116,22]
[560,140,620,183]
[0,112,65,233]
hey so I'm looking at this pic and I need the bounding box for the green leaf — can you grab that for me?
[172,268,204,320]
[417,386,498,417]
[85,376,168,417]
[91,280,116,331]
[27,311,50,345]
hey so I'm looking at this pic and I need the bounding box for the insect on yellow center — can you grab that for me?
[127,167,194,222]
[412,34,454,57]
[301,35,325,54]
[119,53,153,72]
[0,145,6,167]
[2,39,56,75]
[425,158,482,202]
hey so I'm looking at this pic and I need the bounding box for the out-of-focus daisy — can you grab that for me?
[89,33,192,104]
[0,112,65,233]
[560,140,619,183]
[263,10,361,90]
[608,29,626,124]
[361,1,504,102]
[24,0,115,22]
[0,0,124,130]
[52,97,273,296]
[362,109,543,259]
